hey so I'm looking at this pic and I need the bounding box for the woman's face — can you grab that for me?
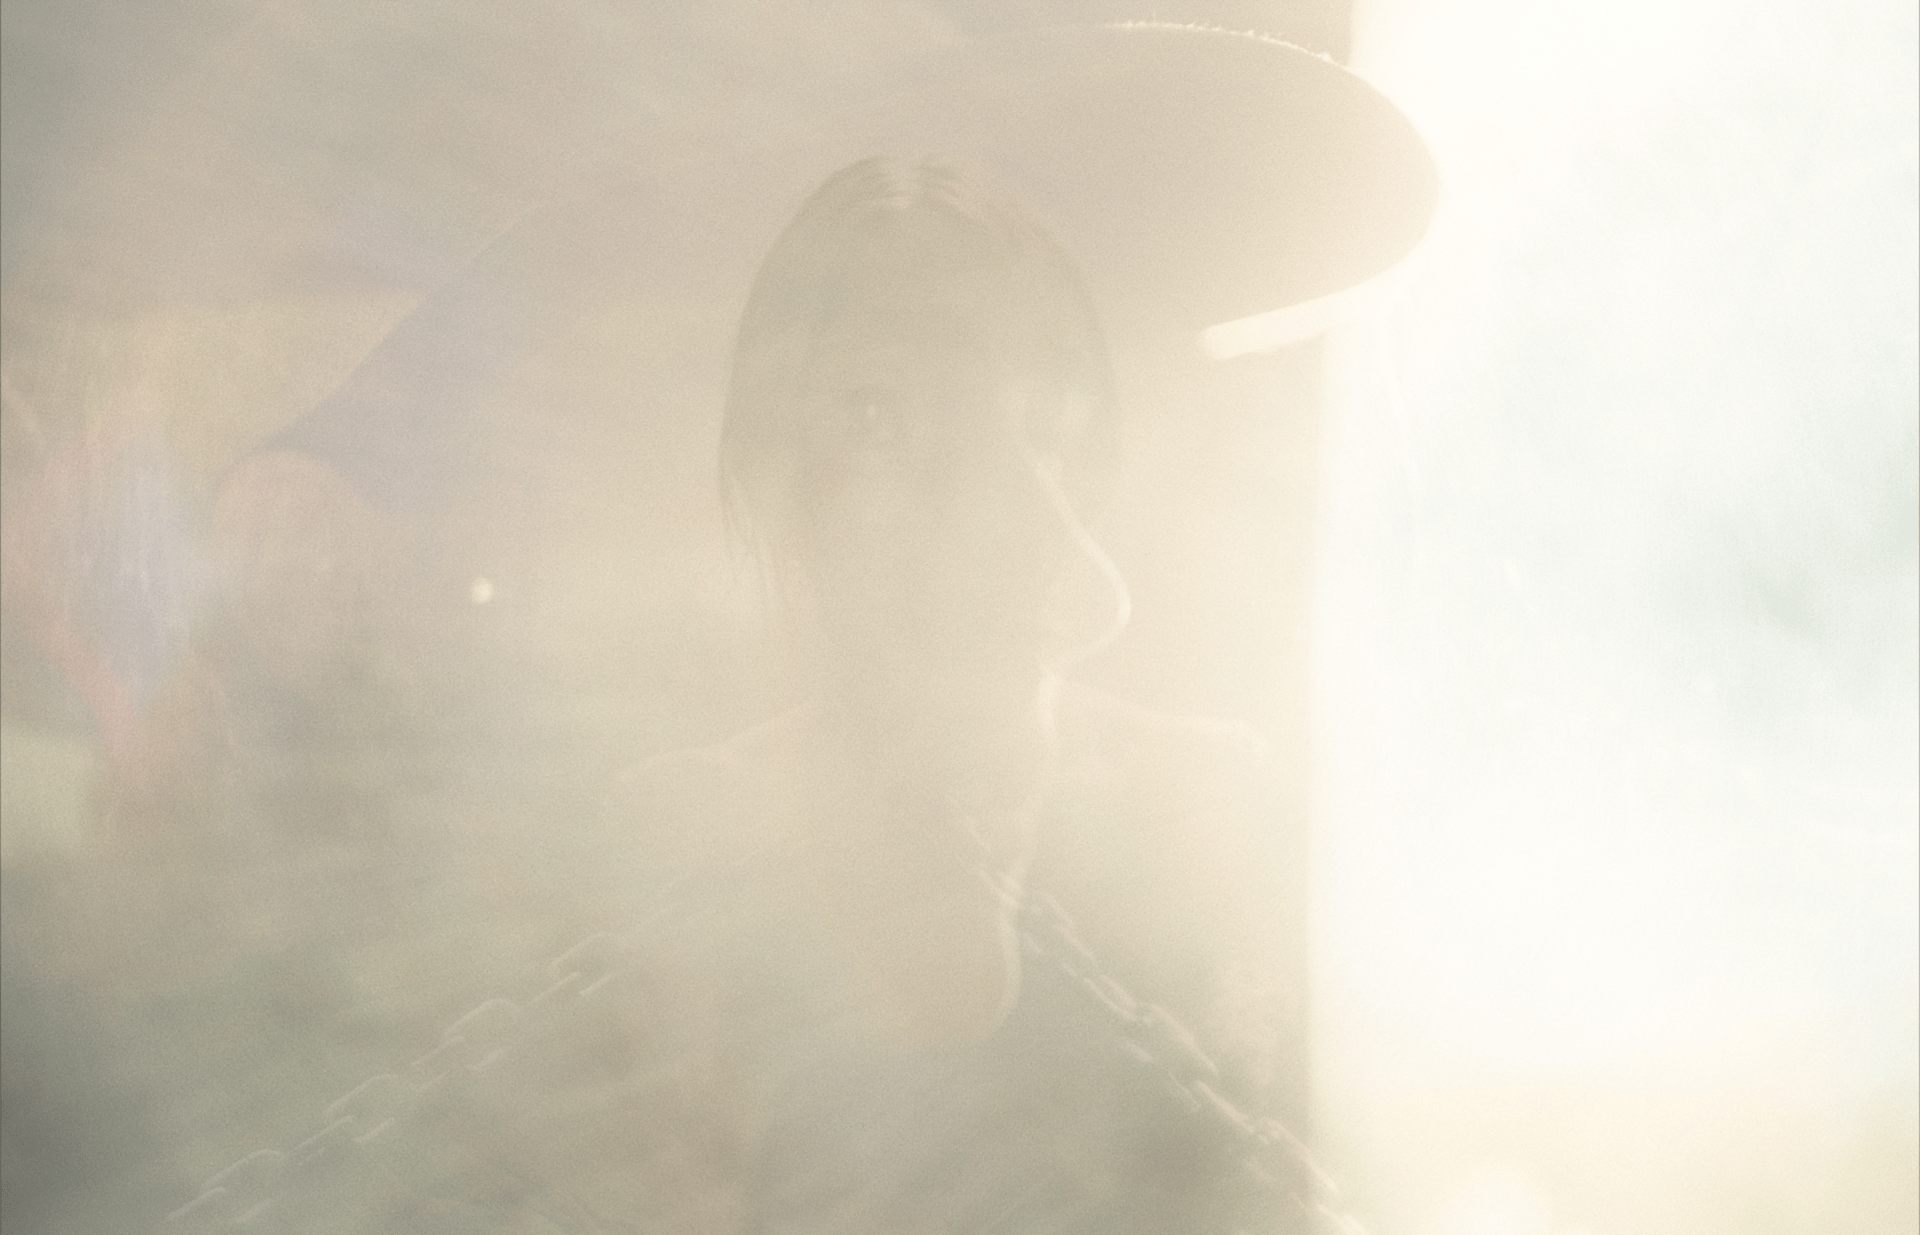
[783,264,1120,718]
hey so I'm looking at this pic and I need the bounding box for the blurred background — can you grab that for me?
[1315,1,1918,1232]
[1,0,1913,1233]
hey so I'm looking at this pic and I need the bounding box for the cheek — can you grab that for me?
[794,464,926,618]
[799,460,909,556]
[790,445,1086,655]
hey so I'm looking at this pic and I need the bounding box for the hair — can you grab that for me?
[719,157,1118,562]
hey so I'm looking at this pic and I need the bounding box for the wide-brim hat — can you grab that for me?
[267,21,1437,505]
[7,13,1434,373]
[692,22,1439,353]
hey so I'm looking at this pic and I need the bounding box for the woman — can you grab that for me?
[166,150,1326,1235]
[576,156,1309,1234]
[153,25,1438,1229]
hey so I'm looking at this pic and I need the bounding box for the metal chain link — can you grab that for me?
[160,886,686,1233]
[163,857,1367,1234]
[1017,889,1369,1235]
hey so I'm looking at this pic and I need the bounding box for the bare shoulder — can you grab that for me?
[606,732,748,833]
[604,705,816,873]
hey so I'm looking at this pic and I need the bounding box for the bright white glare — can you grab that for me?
[1320,0,1918,1088]
[1425,1172,1551,1235]
[1314,0,1917,1225]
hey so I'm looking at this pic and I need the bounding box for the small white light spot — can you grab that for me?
[469,576,494,605]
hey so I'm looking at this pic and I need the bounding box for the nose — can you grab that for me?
[932,437,1128,667]
[1023,453,1130,666]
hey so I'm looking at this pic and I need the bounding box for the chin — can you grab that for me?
[908,660,1055,720]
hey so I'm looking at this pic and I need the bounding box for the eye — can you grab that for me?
[837,386,904,449]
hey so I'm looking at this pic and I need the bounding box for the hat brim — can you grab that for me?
[703,23,1439,349]
[253,20,1441,503]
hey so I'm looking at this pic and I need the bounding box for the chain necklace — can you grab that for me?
[161,820,1367,1235]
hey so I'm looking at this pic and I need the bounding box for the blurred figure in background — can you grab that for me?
[2,371,209,823]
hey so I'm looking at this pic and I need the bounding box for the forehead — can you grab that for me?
[806,258,1065,395]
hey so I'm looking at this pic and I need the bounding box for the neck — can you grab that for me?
[820,668,1059,807]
